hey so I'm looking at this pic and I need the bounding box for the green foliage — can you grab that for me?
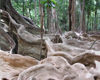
[85,0,95,12]
[11,0,100,32]
[41,0,56,8]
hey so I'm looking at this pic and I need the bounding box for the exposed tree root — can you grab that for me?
[0,9,47,59]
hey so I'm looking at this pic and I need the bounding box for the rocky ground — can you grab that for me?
[0,31,100,80]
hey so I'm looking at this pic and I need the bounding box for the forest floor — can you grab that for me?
[0,31,100,80]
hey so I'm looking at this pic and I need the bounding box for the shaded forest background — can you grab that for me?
[11,0,100,32]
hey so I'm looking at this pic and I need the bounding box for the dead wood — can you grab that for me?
[89,40,97,50]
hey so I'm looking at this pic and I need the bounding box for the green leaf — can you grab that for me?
[40,0,47,4]
[51,0,56,4]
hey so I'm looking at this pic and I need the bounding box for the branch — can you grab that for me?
[89,40,97,49]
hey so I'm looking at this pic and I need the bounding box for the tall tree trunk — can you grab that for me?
[47,1,61,34]
[47,7,61,34]
[47,6,52,33]
[94,10,97,31]
[94,0,98,31]
[52,8,61,34]
[39,0,45,30]
[34,0,37,24]
[22,1,25,16]
[43,5,45,27]
[51,8,56,33]
[39,0,45,60]
[87,12,90,32]
[0,0,6,10]
[92,18,94,31]
[71,0,76,31]
[69,0,76,31]
[79,0,86,33]
[27,2,31,18]
[69,0,72,31]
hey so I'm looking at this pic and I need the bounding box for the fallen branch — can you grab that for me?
[89,40,97,49]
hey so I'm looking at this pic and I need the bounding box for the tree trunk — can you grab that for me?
[47,4,61,33]
[94,0,98,31]
[51,8,62,34]
[47,6,52,33]
[39,0,45,59]
[34,0,37,24]
[71,0,76,31]
[79,0,86,33]
[69,0,72,31]
[69,0,76,31]
[87,12,90,32]
[22,1,25,16]
[39,0,44,27]
[0,0,41,32]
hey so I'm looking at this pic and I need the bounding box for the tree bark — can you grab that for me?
[69,0,76,31]
[87,11,90,32]
[47,6,52,33]
[69,0,72,31]
[79,0,86,33]
[39,0,45,60]
[34,0,37,24]
[47,4,61,34]
[52,8,62,34]
[22,1,25,16]
[94,0,98,31]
